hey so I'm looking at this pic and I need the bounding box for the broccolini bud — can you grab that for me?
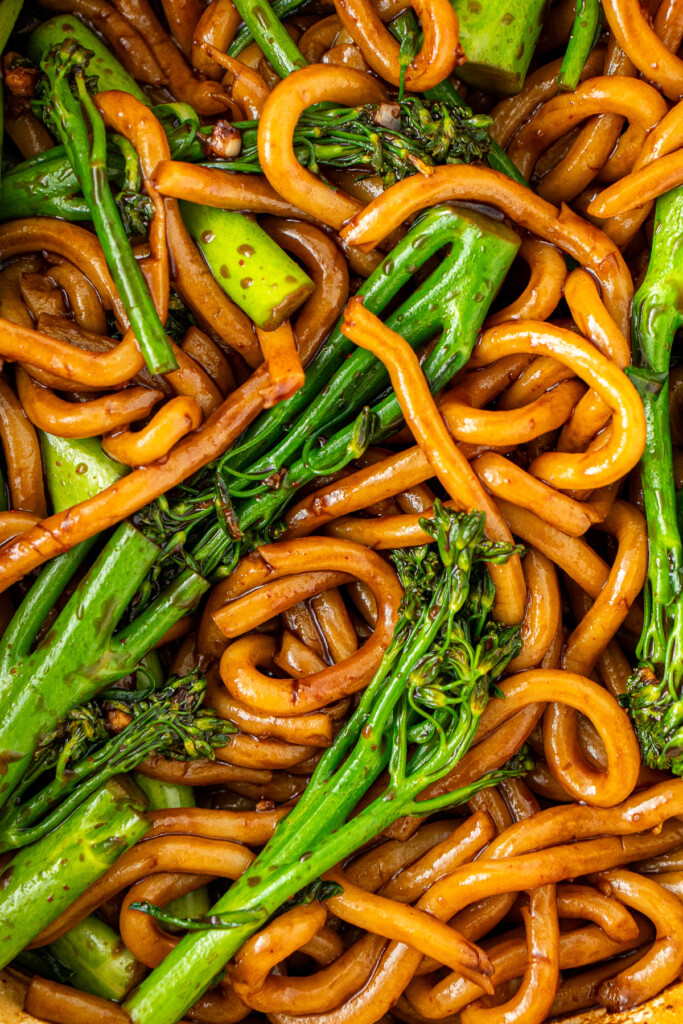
[0,671,235,852]
[622,666,683,774]
[218,97,493,187]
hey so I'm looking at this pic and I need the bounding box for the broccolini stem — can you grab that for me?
[556,0,603,92]
[228,0,307,56]
[230,0,306,76]
[0,523,209,811]
[133,775,194,807]
[39,42,177,374]
[388,11,528,186]
[0,778,150,970]
[0,673,233,852]
[0,106,203,222]
[48,916,146,1001]
[0,542,94,679]
[0,525,157,809]
[133,776,212,920]
[219,207,519,545]
[27,15,150,101]
[229,205,518,478]
[622,187,683,774]
[179,200,314,330]
[125,506,525,1024]
[629,186,683,680]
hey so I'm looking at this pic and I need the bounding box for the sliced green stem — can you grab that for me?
[228,0,308,55]
[0,778,150,970]
[40,433,128,512]
[133,776,211,920]
[110,567,209,669]
[556,0,602,92]
[624,186,683,773]
[125,509,523,1024]
[0,524,161,808]
[450,0,547,93]
[0,541,95,675]
[40,43,176,374]
[179,200,314,330]
[134,776,194,808]
[28,16,149,101]
[228,206,518,535]
[230,0,306,76]
[49,916,146,1001]
[629,186,683,679]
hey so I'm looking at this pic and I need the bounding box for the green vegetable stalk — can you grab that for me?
[134,775,211,920]
[451,0,548,94]
[0,104,201,222]
[49,916,146,1001]
[237,203,517,471]
[228,0,306,56]
[125,505,529,1024]
[27,16,149,103]
[0,523,209,810]
[389,11,529,187]
[0,671,234,852]
[622,186,683,773]
[133,775,194,808]
[40,433,128,511]
[231,0,306,77]
[556,0,603,92]
[202,206,518,561]
[180,201,315,330]
[38,41,177,374]
[0,777,150,970]
[134,204,517,595]
[219,97,496,184]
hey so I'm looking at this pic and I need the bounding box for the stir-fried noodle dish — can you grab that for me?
[3,1,683,1022]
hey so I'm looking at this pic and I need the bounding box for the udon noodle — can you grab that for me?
[0,1,682,1023]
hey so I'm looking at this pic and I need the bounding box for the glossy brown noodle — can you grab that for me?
[5,6,683,1023]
